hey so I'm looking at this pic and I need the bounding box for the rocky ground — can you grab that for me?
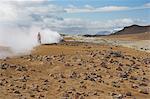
[69,35,150,53]
[0,41,150,99]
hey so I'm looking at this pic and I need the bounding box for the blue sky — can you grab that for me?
[50,0,148,7]
[0,0,150,34]
[50,0,150,21]
[44,0,150,34]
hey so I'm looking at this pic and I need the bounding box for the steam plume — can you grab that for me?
[0,1,63,58]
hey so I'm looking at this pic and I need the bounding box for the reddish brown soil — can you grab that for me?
[0,41,150,99]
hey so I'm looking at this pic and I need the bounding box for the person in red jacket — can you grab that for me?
[37,32,41,44]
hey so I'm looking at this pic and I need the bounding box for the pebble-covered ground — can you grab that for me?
[0,41,150,99]
[69,35,150,53]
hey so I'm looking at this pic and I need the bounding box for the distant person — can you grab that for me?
[37,32,41,44]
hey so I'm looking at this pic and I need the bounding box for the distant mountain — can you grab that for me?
[83,31,111,37]
[83,34,104,37]
[111,25,150,35]
[96,31,111,35]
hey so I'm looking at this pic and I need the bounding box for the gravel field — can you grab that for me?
[70,36,150,53]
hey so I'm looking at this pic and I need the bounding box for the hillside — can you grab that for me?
[0,41,150,99]
[105,32,150,40]
[112,25,150,35]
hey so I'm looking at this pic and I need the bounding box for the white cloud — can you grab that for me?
[97,6,129,12]
[65,3,150,13]
[27,4,65,14]
[44,17,144,34]
[144,2,150,7]
[84,5,94,9]
[0,1,148,35]
[65,6,129,13]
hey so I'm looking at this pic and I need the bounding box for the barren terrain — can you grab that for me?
[69,32,150,53]
[0,41,150,99]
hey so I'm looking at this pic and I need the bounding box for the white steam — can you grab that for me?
[0,24,62,58]
[0,1,63,58]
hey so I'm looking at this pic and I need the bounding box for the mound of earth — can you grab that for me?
[112,25,150,35]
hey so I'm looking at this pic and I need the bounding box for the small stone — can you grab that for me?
[78,63,82,65]
[39,94,44,98]
[110,51,122,57]
[18,76,28,82]
[116,67,122,71]
[30,94,35,97]
[139,82,148,86]
[139,89,149,94]
[14,90,20,94]
[58,80,66,83]
[111,82,120,88]
[126,92,132,96]
[16,66,27,71]
[62,93,69,98]
[75,92,81,98]
[110,92,117,96]
[113,94,123,99]
[44,79,49,82]
[93,92,98,96]
[119,63,123,66]
[0,63,9,69]
[31,85,40,92]
[131,84,138,89]
[70,71,78,79]
[119,72,128,78]
[65,63,71,66]
[130,76,137,80]
[80,81,84,84]
[100,62,107,68]
[0,81,3,86]
[22,84,26,89]
[59,74,65,78]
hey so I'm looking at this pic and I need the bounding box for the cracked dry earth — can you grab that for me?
[0,41,150,99]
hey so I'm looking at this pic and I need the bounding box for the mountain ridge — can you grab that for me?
[111,25,150,35]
